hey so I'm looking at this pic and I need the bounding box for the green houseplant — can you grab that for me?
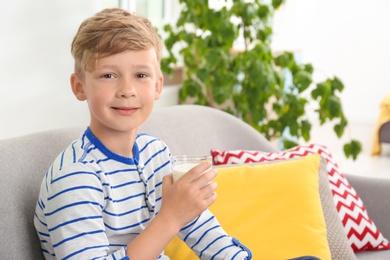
[161,0,362,159]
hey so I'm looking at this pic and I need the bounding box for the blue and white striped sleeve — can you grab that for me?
[40,163,127,260]
[177,209,252,259]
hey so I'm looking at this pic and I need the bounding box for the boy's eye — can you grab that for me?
[102,73,116,79]
[136,73,148,78]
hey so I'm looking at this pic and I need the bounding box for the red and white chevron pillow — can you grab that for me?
[211,144,390,253]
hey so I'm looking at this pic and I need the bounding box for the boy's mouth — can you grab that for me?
[112,106,138,116]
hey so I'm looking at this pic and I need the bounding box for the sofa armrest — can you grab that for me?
[344,174,390,240]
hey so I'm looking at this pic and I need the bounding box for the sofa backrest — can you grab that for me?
[0,104,276,259]
[140,104,278,155]
[0,127,83,259]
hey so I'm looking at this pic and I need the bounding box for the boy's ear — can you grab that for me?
[154,73,164,100]
[70,73,87,101]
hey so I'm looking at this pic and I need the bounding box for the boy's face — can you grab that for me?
[71,48,163,137]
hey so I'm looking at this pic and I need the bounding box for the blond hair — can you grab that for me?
[71,8,162,76]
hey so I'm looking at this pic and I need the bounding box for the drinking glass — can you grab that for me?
[171,155,212,182]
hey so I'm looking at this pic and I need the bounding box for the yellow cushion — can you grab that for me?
[165,154,330,259]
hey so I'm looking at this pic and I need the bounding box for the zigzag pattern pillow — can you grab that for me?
[211,144,390,253]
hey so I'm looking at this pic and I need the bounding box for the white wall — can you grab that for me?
[0,1,100,139]
[0,0,177,140]
[272,0,390,124]
[1,0,389,140]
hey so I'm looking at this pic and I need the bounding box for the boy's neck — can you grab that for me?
[89,126,138,158]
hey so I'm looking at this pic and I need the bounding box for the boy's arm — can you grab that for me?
[135,157,251,260]
[126,160,218,259]
[177,209,252,259]
[41,164,125,259]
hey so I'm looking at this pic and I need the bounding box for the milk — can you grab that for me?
[171,155,212,182]
[172,162,199,182]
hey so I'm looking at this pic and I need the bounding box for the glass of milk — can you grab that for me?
[171,155,212,182]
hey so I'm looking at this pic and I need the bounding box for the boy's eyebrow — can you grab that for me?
[131,64,154,70]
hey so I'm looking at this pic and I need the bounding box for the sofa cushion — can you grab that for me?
[165,154,331,259]
[317,158,357,260]
[211,156,355,260]
[211,144,390,253]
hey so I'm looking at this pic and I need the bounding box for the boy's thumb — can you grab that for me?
[162,174,173,190]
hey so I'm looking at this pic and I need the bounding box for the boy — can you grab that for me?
[34,8,252,259]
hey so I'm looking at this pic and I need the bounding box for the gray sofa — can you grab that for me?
[1,104,389,259]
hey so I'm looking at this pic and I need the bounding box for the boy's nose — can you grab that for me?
[118,81,136,98]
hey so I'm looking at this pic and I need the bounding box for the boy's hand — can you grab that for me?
[160,161,218,229]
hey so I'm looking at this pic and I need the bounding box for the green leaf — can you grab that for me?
[293,70,312,93]
[274,52,294,68]
[328,96,342,118]
[272,0,284,9]
[331,76,344,92]
[182,80,201,97]
[258,5,269,18]
[304,63,314,74]
[289,120,299,136]
[333,123,344,138]
[283,138,299,149]
[196,68,209,83]
[312,81,330,99]
[301,120,311,141]
[343,140,362,160]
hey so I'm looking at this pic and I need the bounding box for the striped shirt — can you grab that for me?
[34,128,251,259]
